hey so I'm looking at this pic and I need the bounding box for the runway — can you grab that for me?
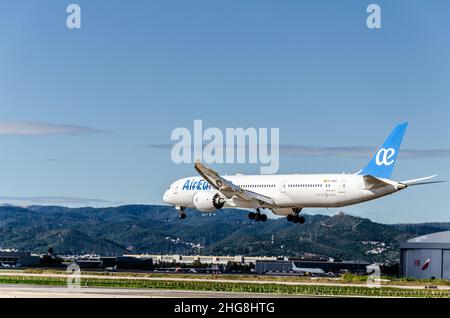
[0,271,445,298]
[0,284,307,298]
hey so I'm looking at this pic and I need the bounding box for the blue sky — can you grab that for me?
[0,1,449,223]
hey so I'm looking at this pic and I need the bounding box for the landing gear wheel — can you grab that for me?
[178,212,186,220]
[254,213,261,222]
[288,207,304,225]
[260,214,267,222]
[248,212,256,220]
[298,216,305,224]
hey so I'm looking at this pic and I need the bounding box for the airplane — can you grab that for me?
[291,262,325,276]
[105,265,117,272]
[163,122,444,224]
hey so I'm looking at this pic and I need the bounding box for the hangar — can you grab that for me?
[0,250,40,267]
[400,231,450,280]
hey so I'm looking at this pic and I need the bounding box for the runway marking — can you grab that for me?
[0,284,311,298]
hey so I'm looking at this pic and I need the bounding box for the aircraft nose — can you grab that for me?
[163,190,172,204]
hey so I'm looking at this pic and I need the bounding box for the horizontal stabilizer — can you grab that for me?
[363,175,393,190]
[401,175,445,187]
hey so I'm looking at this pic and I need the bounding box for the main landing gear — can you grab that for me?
[177,206,186,219]
[248,208,267,222]
[287,208,305,225]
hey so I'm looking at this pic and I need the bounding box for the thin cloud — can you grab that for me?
[0,196,123,207]
[0,121,104,136]
[46,158,69,163]
[148,144,173,149]
[147,143,450,159]
[279,145,450,159]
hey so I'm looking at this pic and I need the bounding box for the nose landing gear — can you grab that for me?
[287,208,305,225]
[248,208,267,222]
[177,206,186,219]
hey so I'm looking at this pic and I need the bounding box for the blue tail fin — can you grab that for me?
[359,122,408,179]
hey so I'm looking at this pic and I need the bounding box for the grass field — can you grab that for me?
[21,269,450,287]
[0,271,449,298]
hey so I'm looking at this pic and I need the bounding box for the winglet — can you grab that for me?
[194,160,222,190]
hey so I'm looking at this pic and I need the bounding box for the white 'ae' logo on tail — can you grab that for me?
[375,148,396,166]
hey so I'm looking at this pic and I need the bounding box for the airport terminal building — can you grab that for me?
[400,231,450,280]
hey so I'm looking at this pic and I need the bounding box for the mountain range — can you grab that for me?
[0,204,448,263]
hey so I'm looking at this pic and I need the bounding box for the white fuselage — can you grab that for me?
[163,173,403,216]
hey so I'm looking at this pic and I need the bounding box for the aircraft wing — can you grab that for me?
[363,175,393,190]
[194,160,275,206]
[400,175,445,186]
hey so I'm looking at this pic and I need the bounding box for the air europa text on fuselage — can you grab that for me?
[182,179,212,191]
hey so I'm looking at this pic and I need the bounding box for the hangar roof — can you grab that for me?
[408,231,450,243]
[401,231,450,249]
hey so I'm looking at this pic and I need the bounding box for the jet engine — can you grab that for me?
[192,192,226,212]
